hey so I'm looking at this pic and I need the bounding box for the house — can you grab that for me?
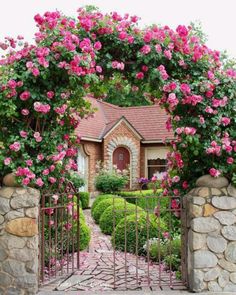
[76,96,174,192]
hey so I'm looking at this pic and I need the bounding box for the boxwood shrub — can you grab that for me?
[92,197,125,224]
[79,192,90,209]
[91,194,116,215]
[99,203,144,235]
[78,220,91,251]
[112,212,167,255]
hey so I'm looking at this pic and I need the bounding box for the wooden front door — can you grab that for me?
[113,147,130,171]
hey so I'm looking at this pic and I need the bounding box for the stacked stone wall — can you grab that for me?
[184,175,236,292]
[0,186,40,295]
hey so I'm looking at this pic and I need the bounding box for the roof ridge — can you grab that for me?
[98,99,121,110]
[120,104,160,110]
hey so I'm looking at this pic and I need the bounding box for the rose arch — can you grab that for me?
[0,6,235,194]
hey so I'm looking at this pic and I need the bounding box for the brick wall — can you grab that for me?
[140,146,145,177]
[82,141,103,192]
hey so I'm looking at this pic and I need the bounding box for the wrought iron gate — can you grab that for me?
[39,182,80,284]
[110,194,186,291]
[39,190,186,291]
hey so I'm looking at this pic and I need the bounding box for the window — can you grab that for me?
[77,145,88,192]
[147,158,167,179]
[145,147,169,180]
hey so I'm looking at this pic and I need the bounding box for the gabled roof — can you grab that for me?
[103,116,143,140]
[76,96,174,143]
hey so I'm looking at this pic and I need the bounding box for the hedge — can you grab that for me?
[99,202,144,235]
[118,190,168,211]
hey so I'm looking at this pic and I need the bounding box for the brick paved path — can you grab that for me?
[40,209,185,292]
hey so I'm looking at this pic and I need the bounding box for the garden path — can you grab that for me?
[40,208,185,292]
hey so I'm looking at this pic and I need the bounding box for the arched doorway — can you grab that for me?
[113,146,130,188]
[113,146,130,171]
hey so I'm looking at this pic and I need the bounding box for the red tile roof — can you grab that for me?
[76,97,174,142]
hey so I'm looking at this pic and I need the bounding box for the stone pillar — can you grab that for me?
[184,175,236,292]
[0,186,40,295]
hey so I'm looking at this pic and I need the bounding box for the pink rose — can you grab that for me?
[35,178,44,187]
[155,44,162,53]
[140,45,151,55]
[20,91,31,101]
[209,168,221,177]
[172,176,180,183]
[220,117,231,126]
[26,61,33,68]
[47,91,54,99]
[34,102,51,114]
[96,66,102,73]
[182,181,189,189]
[136,72,144,79]
[49,177,56,184]
[180,83,191,94]
[20,130,28,138]
[35,136,42,142]
[118,31,127,40]
[127,36,134,44]
[227,157,234,164]
[164,49,172,60]
[94,41,102,50]
[32,68,40,77]
[26,160,33,166]
[176,25,188,37]
[37,154,44,161]
[43,169,50,175]
[142,65,148,72]
[4,157,11,165]
[9,142,21,152]
[199,116,205,124]
[22,178,30,186]
[34,132,41,139]
[50,165,55,171]
[64,222,72,230]
[21,109,29,116]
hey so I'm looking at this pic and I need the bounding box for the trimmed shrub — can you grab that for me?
[91,194,115,214]
[78,220,91,251]
[80,192,90,209]
[95,169,128,193]
[92,197,125,224]
[112,212,167,255]
[99,203,144,235]
[79,207,86,223]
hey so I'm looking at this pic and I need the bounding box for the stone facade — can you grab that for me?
[184,175,236,292]
[0,186,40,295]
[104,120,141,189]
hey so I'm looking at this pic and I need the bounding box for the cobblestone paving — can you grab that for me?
[41,209,186,292]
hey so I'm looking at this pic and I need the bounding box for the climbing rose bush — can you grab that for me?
[0,6,236,193]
